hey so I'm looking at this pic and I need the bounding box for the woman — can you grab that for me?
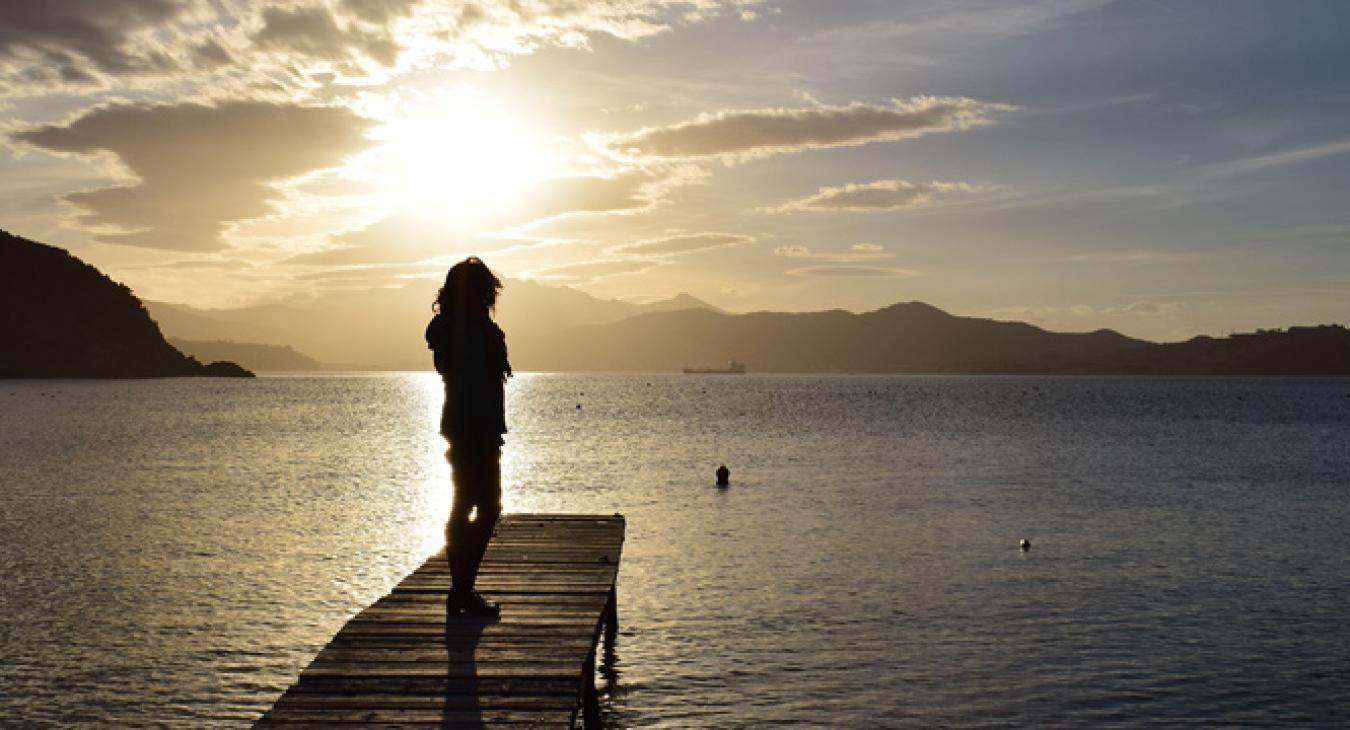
[426,257,512,617]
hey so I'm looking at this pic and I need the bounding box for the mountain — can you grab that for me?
[146,300,297,347]
[168,338,329,372]
[0,229,252,378]
[128,259,1350,376]
[145,278,690,369]
[1070,325,1350,375]
[642,292,725,314]
[513,302,1150,372]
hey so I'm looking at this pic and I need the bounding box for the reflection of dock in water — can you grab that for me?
[257,514,626,728]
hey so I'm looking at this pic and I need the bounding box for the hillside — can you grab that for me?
[144,279,718,369]
[1072,325,1350,375]
[0,230,252,378]
[124,257,1350,376]
[169,339,329,372]
[512,302,1149,372]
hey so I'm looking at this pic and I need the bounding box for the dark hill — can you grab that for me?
[512,302,1150,372]
[0,229,252,378]
[1072,326,1350,375]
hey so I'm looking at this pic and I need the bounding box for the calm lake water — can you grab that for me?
[2,373,1349,727]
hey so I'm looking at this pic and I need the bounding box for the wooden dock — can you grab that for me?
[257,513,626,729]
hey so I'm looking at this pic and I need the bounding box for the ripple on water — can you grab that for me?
[2,374,1350,726]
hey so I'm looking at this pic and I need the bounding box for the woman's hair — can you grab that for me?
[434,257,502,316]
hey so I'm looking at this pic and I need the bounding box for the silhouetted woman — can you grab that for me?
[426,257,512,617]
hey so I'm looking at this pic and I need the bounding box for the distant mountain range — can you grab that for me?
[143,274,1350,376]
[0,229,251,378]
[6,227,1348,376]
[515,302,1150,372]
[143,280,730,370]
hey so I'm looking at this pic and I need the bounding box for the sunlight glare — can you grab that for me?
[372,86,555,219]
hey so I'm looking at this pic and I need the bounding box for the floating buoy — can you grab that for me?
[715,465,730,487]
[1020,539,1031,552]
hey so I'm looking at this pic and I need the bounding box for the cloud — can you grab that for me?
[994,300,1186,320]
[0,0,183,85]
[1106,300,1185,316]
[527,258,663,283]
[281,211,496,266]
[338,0,421,24]
[190,37,234,68]
[1052,250,1199,264]
[773,244,893,263]
[295,262,442,282]
[609,232,752,257]
[514,169,668,225]
[1198,137,1350,181]
[603,96,1013,162]
[0,1,759,96]
[808,2,1109,45]
[253,5,401,69]
[767,179,987,213]
[133,258,256,271]
[786,265,919,278]
[12,100,373,252]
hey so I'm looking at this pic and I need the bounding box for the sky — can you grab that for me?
[2,0,1349,341]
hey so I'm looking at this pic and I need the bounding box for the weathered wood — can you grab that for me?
[257,514,624,729]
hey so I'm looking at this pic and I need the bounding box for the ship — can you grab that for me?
[681,360,747,374]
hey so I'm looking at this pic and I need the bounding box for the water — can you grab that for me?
[2,374,1349,727]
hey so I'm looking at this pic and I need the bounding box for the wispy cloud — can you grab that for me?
[603,96,1013,163]
[609,232,752,257]
[774,243,893,262]
[993,299,1186,321]
[786,265,919,278]
[765,179,989,213]
[806,1,1108,44]
[512,168,682,228]
[1199,138,1350,180]
[1051,249,1200,264]
[280,166,702,267]
[526,258,663,283]
[131,258,256,271]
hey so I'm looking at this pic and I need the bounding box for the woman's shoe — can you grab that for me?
[447,590,500,618]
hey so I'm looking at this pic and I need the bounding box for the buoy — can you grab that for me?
[715,465,730,487]
[1020,539,1031,552]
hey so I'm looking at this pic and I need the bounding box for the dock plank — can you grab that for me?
[257,514,624,729]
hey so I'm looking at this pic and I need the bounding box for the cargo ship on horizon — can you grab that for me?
[681,360,747,374]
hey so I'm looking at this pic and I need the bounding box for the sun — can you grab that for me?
[369,85,557,219]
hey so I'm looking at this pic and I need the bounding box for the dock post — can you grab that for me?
[603,583,618,649]
[581,648,601,729]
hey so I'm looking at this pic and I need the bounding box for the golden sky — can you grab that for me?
[3,1,1350,340]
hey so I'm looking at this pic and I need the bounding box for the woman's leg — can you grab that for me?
[446,444,476,595]
[446,440,502,614]
[464,445,502,583]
